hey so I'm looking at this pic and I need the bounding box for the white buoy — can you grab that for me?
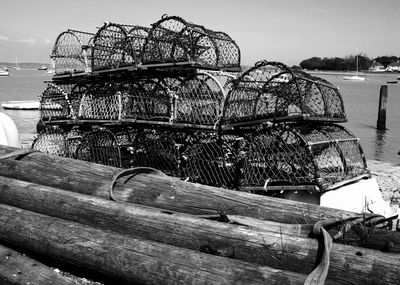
[320,177,396,217]
[0,112,21,148]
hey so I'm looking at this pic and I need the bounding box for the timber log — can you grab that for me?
[0,176,399,284]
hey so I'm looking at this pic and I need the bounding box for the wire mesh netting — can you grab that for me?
[222,61,347,125]
[32,123,368,191]
[92,23,149,71]
[142,15,241,71]
[51,29,94,75]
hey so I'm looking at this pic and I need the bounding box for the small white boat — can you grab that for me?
[1,100,62,110]
[0,68,9,76]
[343,52,365,81]
[12,57,20,70]
[343,75,365,81]
[38,65,48,71]
[1,100,40,110]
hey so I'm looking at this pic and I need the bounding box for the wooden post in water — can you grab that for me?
[377,85,388,130]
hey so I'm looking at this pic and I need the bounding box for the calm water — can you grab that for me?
[0,69,51,146]
[1,69,400,164]
[315,72,400,164]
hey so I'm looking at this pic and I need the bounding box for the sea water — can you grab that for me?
[0,69,50,147]
[1,69,400,164]
[316,72,400,164]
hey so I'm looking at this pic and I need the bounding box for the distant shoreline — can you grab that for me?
[306,70,399,76]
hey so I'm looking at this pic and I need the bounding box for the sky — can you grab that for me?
[0,0,399,66]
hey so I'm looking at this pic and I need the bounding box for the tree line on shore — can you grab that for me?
[299,55,399,71]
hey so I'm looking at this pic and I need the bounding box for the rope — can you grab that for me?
[0,149,40,161]
[305,213,397,284]
[109,167,166,202]
[305,220,332,285]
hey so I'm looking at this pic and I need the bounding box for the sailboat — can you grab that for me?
[12,57,20,70]
[343,53,365,81]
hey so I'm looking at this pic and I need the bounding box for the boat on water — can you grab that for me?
[387,80,398,84]
[38,65,48,71]
[1,100,62,110]
[1,100,40,110]
[343,52,365,81]
[12,57,20,70]
[0,68,9,76]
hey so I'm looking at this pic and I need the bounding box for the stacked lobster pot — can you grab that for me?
[34,15,369,198]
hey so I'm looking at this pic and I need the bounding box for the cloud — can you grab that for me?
[43,38,52,45]
[17,38,36,45]
[0,34,10,41]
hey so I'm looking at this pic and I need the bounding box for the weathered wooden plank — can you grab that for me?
[0,243,75,285]
[0,203,308,285]
[0,145,397,253]
[0,145,379,225]
[0,176,398,284]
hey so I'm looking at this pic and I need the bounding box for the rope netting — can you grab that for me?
[32,126,67,156]
[74,128,122,167]
[40,83,72,120]
[32,123,368,191]
[92,23,149,71]
[40,71,230,126]
[41,62,344,129]
[39,15,367,196]
[51,29,94,74]
[174,71,227,125]
[241,124,368,191]
[40,83,88,121]
[142,15,241,71]
[50,15,240,74]
[33,126,121,167]
[222,61,347,125]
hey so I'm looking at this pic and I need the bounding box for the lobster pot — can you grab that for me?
[142,15,241,71]
[79,82,121,120]
[241,123,369,192]
[120,79,173,122]
[75,128,122,167]
[40,83,73,121]
[222,61,346,126]
[51,29,94,74]
[92,23,148,71]
[123,129,181,176]
[174,72,227,125]
[182,133,239,189]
